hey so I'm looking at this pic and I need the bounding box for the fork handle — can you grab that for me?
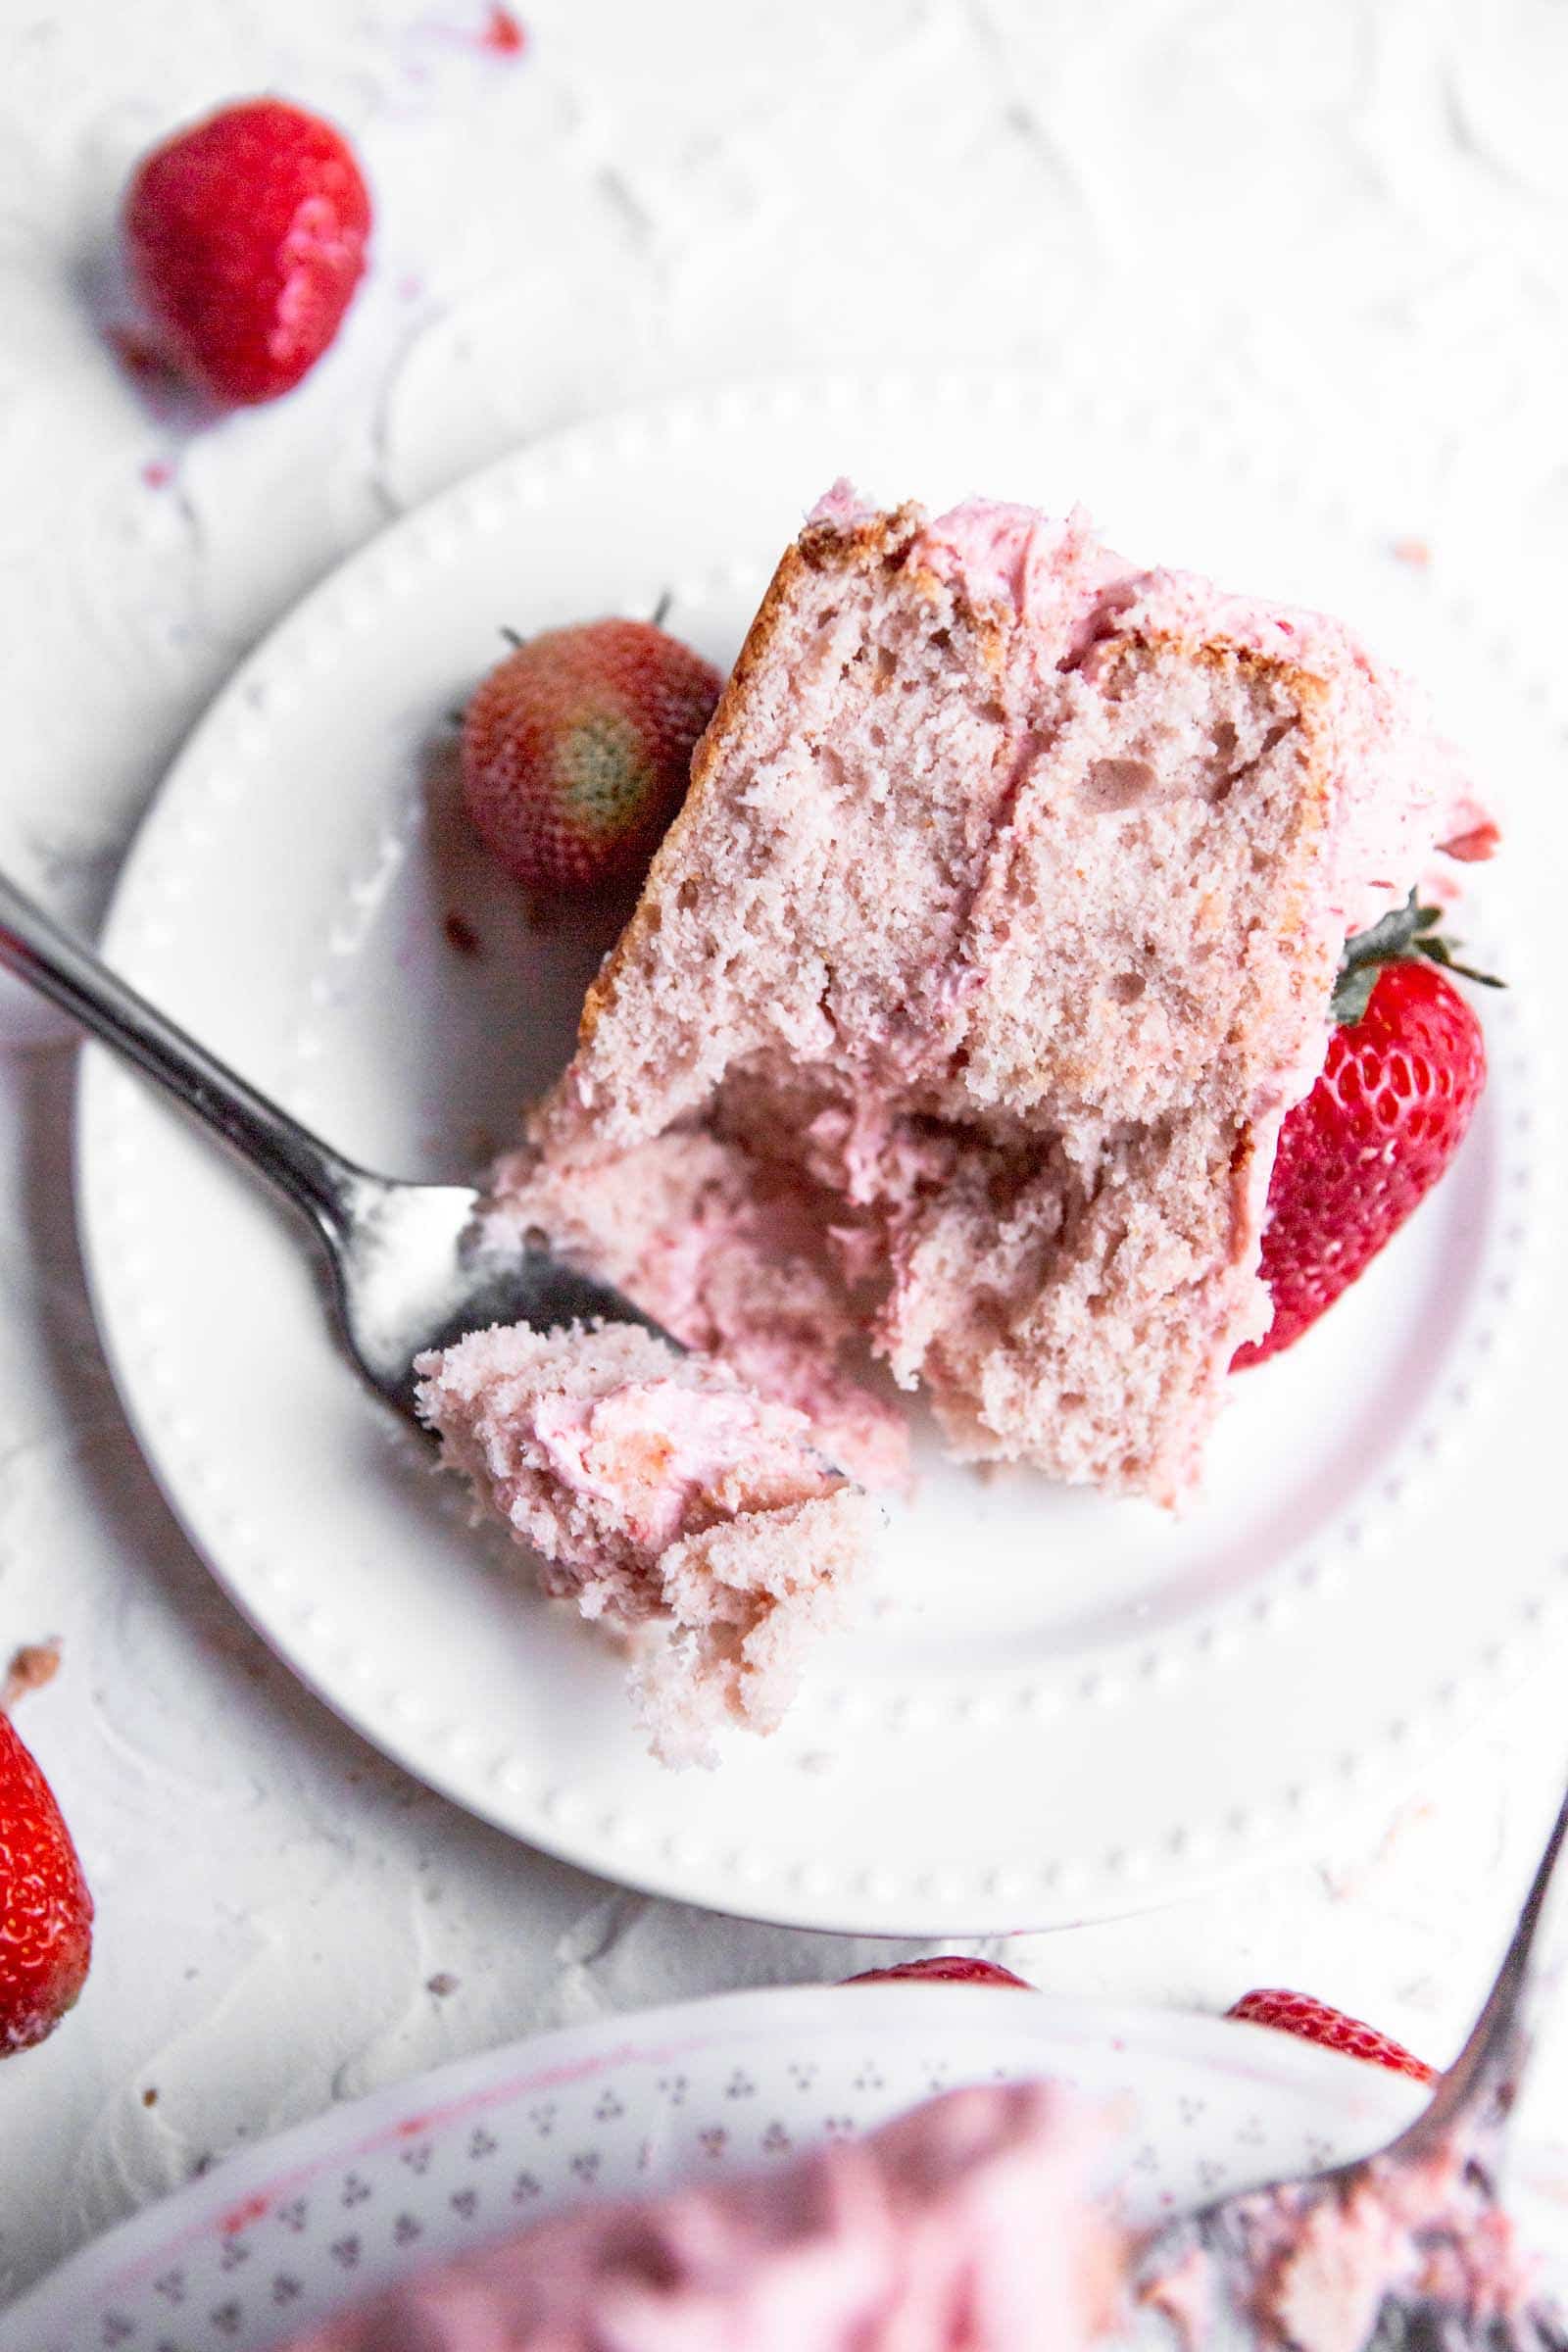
[1406,1777,1568,2157]
[0,868,360,1246]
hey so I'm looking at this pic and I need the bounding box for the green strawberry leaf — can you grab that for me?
[1331,889,1504,1026]
[1329,962,1383,1026]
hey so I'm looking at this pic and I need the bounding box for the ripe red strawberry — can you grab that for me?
[1235,900,1494,1369]
[122,99,371,406]
[1227,1988,1435,2084]
[1,1710,93,2057]
[462,619,723,895]
[843,1956,1034,1989]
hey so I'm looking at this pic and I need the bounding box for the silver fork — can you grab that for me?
[1136,1781,1568,2348]
[0,869,676,1421]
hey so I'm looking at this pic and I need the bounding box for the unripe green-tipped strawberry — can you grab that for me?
[1235,896,1497,1368]
[461,619,723,896]
[1,1684,93,2058]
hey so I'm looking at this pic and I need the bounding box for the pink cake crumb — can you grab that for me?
[1246,2141,1539,2352]
[516,487,1486,1506]
[416,1320,871,1764]
[1137,2129,1544,2352]
[276,2080,1128,2352]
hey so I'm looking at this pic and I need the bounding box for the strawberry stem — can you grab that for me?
[1330,889,1504,1025]
[1,1641,61,1714]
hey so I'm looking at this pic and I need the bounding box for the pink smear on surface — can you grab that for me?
[141,459,173,489]
[220,2192,270,2237]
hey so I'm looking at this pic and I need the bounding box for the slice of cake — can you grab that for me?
[513,490,1484,1504]
[416,1321,870,1763]
[278,2080,1129,2352]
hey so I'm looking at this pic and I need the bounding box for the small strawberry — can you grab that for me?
[843,1956,1034,1989]
[1,1694,93,2058]
[1227,1988,1435,2084]
[462,619,723,896]
[1235,896,1497,1369]
[122,99,371,406]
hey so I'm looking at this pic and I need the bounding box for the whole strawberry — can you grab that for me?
[1,1710,93,2057]
[122,99,371,406]
[843,1956,1034,1989]
[1236,900,1494,1369]
[462,620,723,896]
[1228,1988,1435,2084]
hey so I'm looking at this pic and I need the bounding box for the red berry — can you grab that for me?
[122,99,371,406]
[1235,958,1487,1368]
[1,1713,93,2057]
[1227,1988,1435,2084]
[842,1956,1034,1989]
[461,620,723,896]
[479,4,527,54]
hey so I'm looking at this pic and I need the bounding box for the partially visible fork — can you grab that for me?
[1136,1782,1568,2349]
[0,869,677,1422]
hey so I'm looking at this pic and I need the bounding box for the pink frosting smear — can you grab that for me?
[277,2081,1129,2352]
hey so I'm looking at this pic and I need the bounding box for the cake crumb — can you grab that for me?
[417,1320,871,1765]
[427,1972,461,1997]
[1390,535,1431,569]
[142,2086,159,2108]
[444,911,482,957]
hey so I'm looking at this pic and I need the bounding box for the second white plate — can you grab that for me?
[9,1984,1565,2352]
[75,372,1568,1933]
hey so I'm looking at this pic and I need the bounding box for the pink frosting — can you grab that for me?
[905,496,1487,942]
[530,1381,828,1549]
[278,2082,1128,2352]
[912,498,1133,640]
[807,475,878,529]
[804,489,1488,956]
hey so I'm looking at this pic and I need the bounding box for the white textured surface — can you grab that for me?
[3,0,1568,2314]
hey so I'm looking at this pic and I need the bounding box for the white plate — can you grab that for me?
[6,1983,1563,2351]
[75,373,1568,1934]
